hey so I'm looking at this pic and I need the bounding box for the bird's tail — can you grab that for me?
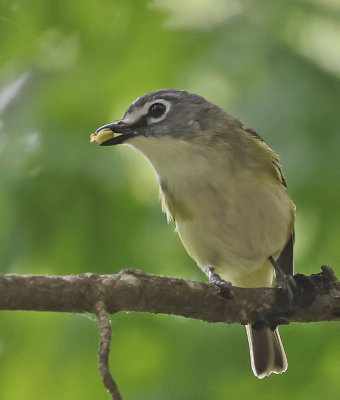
[245,325,288,379]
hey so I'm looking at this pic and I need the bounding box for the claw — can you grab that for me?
[206,267,234,299]
[269,256,297,311]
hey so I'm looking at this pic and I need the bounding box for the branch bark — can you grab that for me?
[0,266,340,324]
[95,300,123,400]
[1,265,340,399]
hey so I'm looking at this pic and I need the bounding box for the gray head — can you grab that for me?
[95,89,235,146]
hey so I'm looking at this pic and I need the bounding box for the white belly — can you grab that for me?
[128,136,294,287]
[174,171,292,286]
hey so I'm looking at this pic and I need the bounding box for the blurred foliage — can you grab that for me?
[0,0,340,399]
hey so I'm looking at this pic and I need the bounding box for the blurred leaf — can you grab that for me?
[1,0,340,399]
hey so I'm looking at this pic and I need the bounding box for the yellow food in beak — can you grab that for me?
[90,129,115,144]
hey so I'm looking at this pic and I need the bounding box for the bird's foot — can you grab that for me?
[269,256,297,312]
[206,267,233,299]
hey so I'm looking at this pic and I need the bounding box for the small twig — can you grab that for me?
[95,300,123,400]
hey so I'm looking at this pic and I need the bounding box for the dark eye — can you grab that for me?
[148,103,166,118]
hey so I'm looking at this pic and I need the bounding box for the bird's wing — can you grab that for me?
[243,127,288,187]
[276,231,295,276]
[243,126,294,275]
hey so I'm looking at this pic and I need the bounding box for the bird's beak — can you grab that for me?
[92,120,136,146]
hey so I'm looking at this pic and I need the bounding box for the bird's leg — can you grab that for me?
[206,267,233,299]
[268,256,297,311]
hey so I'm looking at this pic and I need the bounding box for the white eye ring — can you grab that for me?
[122,99,171,126]
[147,99,171,124]
[148,103,166,118]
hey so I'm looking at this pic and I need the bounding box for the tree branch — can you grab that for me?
[1,265,339,399]
[0,266,339,324]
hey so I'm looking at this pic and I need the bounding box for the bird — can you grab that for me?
[93,89,296,379]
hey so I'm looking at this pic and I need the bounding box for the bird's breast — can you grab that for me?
[128,135,295,281]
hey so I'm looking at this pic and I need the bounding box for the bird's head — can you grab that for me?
[93,89,228,147]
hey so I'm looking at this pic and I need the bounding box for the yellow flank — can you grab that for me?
[90,129,115,144]
[160,188,194,222]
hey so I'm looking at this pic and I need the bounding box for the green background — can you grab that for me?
[1,0,340,399]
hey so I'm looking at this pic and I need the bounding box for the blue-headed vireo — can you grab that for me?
[92,89,295,379]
